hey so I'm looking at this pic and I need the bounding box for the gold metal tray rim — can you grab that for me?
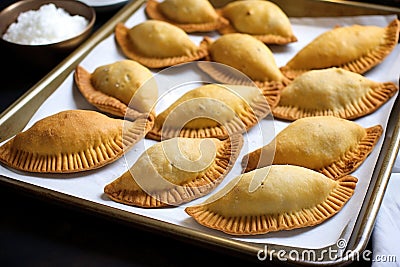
[1,0,400,265]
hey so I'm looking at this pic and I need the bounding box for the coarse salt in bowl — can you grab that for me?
[0,0,96,68]
[3,3,90,45]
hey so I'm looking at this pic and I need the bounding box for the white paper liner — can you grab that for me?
[372,173,400,266]
[0,5,399,251]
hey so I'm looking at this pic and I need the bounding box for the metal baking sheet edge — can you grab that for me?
[1,0,400,265]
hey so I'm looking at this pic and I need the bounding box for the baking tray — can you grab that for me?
[1,0,400,265]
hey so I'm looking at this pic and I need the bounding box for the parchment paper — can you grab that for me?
[1,5,399,250]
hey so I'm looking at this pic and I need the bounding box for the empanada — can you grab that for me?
[202,33,286,83]
[280,19,400,79]
[217,0,297,44]
[199,33,287,107]
[0,110,153,173]
[273,68,399,120]
[185,165,357,235]
[145,0,228,32]
[242,116,382,179]
[115,20,209,68]
[104,134,243,207]
[74,60,158,119]
[146,83,271,141]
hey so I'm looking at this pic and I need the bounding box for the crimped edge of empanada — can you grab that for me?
[114,23,209,68]
[197,60,284,108]
[243,125,383,179]
[319,125,382,180]
[215,9,297,45]
[0,114,154,173]
[280,19,400,79]
[185,175,357,235]
[145,0,229,33]
[74,65,155,120]
[201,36,290,85]
[146,90,271,141]
[104,133,244,207]
[272,82,399,121]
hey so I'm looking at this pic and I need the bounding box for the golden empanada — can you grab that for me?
[185,165,357,235]
[146,83,271,141]
[217,0,297,44]
[242,116,382,180]
[0,110,153,173]
[199,33,287,106]
[145,0,229,32]
[74,60,158,119]
[202,33,286,83]
[104,134,243,207]
[115,20,209,68]
[280,19,400,79]
[273,68,399,120]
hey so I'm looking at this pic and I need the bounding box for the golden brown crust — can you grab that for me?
[114,23,209,68]
[146,84,271,141]
[216,12,297,45]
[318,125,382,179]
[104,134,243,207]
[273,82,398,120]
[146,103,266,141]
[280,19,400,79]
[215,1,297,45]
[242,118,383,180]
[74,65,131,118]
[272,69,399,121]
[185,166,357,235]
[74,65,156,120]
[0,110,154,173]
[197,60,284,109]
[202,34,286,83]
[145,0,229,33]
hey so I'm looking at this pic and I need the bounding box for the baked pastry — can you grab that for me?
[114,20,209,68]
[272,67,399,120]
[217,0,297,44]
[185,165,357,235]
[242,116,382,179]
[202,33,286,83]
[199,33,287,107]
[146,83,271,141]
[104,134,243,207]
[0,110,153,173]
[145,0,229,33]
[280,19,400,79]
[74,60,158,119]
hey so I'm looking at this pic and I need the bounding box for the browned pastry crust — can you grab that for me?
[242,116,383,180]
[185,165,357,235]
[216,0,297,45]
[272,68,399,121]
[145,0,229,33]
[280,19,400,79]
[198,34,291,107]
[146,83,271,141]
[0,110,154,173]
[104,134,243,207]
[197,60,283,109]
[114,22,209,68]
[74,62,157,120]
